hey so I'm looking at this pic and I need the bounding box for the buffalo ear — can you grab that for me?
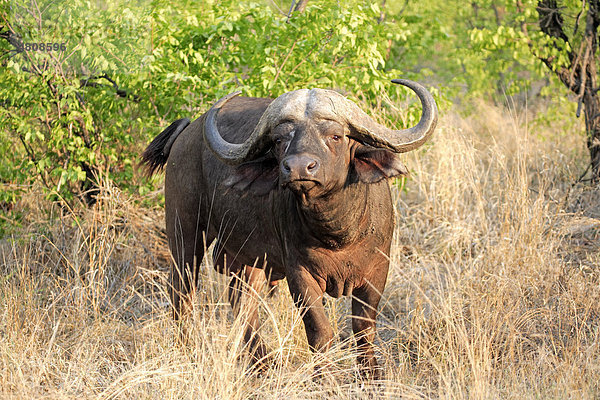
[224,156,279,196]
[352,146,409,183]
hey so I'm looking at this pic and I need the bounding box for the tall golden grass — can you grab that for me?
[1,101,599,399]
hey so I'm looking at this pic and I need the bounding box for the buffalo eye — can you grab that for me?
[330,135,341,142]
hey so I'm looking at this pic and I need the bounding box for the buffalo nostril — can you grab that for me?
[282,155,319,178]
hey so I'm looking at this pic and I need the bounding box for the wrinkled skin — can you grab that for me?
[142,85,435,379]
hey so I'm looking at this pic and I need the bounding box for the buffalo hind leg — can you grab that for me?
[351,271,387,380]
[168,231,207,347]
[167,206,211,323]
[170,238,205,322]
[228,264,270,367]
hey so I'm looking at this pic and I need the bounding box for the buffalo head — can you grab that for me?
[203,79,437,198]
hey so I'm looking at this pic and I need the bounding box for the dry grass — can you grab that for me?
[1,101,599,399]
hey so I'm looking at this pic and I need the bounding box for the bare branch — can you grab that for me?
[573,0,587,36]
[294,0,309,13]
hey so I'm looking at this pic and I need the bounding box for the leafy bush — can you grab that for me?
[1,0,440,207]
[0,0,154,204]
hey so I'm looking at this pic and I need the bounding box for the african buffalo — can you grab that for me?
[141,79,437,378]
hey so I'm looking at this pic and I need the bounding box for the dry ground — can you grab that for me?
[1,101,599,399]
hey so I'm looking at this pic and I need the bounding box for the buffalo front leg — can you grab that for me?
[228,265,269,366]
[286,268,334,362]
[351,270,388,380]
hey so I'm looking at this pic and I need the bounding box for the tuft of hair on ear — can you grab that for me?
[353,146,409,183]
[224,156,279,196]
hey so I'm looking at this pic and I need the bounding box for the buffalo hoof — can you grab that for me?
[359,364,384,381]
[247,352,276,376]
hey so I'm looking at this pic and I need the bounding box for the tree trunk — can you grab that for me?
[584,90,600,183]
[537,0,600,184]
[583,1,600,183]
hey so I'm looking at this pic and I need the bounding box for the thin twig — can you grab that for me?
[16,131,52,190]
[268,0,287,15]
[573,0,587,36]
[272,39,297,91]
[286,0,296,22]
[288,30,333,77]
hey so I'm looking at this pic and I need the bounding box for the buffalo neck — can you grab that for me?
[288,181,371,248]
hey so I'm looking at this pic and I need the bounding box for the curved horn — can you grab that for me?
[348,79,438,153]
[203,91,274,165]
[204,79,437,164]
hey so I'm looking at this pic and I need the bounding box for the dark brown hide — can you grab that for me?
[142,82,436,379]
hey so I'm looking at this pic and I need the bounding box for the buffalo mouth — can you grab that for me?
[282,179,320,192]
